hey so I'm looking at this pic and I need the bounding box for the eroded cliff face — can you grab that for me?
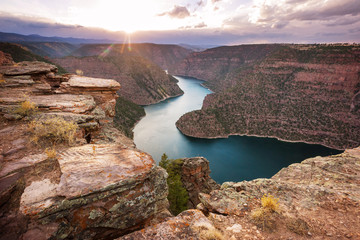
[53,55,183,105]
[70,43,192,71]
[174,44,360,150]
[117,147,360,240]
[180,157,219,209]
[0,58,170,239]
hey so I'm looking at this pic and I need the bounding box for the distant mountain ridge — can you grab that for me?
[0,31,118,44]
[70,43,192,71]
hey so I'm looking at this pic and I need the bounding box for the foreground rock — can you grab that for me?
[18,144,169,240]
[118,209,219,240]
[119,148,360,239]
[198,148,360,239]
[0,60,170,239]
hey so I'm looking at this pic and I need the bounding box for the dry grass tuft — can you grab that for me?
[15,100,37,117]
[45,147,57,159]
[261,194,279,212]
[28,117,77,145]
[0,74,5,83]
[199,228,224,240]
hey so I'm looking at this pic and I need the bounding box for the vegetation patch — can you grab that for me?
[114,95,145,138]
[14,100,38,117]
[28,116,77,145]
[159,153,189,215]
[251,194,280,230]
[198,228,224,240]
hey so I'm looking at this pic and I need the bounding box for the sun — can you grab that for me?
[65,0,179,33]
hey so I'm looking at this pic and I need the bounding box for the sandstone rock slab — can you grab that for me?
[19,144,169,239]
[66,75,121,90]
[0,61,57,76]
[30,94,96,113]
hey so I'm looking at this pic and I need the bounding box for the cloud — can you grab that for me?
[194,22,207,28]
[249,0,360,27]
[0,13,124,40]
[158,5,190,19]
[180,22,207,29]
[325,16,360,27]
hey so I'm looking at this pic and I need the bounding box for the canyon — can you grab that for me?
[0,42,359,240]
[172,44,360,150]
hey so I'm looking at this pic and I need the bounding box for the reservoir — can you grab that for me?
[133,76,341,183]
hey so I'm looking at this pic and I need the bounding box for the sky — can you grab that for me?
[0,0,359,45]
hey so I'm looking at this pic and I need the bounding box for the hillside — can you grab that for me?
[0,42,67,74]
[173,44,360,150]
[53,55,183,105]
[70,43,192,70]
[20,42,78,58]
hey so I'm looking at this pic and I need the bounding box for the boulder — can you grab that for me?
[20,144,169,239]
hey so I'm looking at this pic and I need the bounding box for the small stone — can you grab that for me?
[226,223,242,233]
[3,145,25,156]
[4,114,23,121]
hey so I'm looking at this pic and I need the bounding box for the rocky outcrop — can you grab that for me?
[53,55,183,105]
[0,42,67,74]
[174,44,360,150]
[118,209,220,240]
[0,61,170,239]
[180,157,219,208]
[117,147,360,240]
[0,50,14,66]
[18,144,168,240]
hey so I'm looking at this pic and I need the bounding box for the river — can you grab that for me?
[133,76,341,183]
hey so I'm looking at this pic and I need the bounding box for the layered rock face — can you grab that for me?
[117,147,360,240]
[53,55,183,105]
[0,60,170,239]
[180,157,219,208]
[174,44,360,150]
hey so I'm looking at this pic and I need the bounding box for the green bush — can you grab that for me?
[159,153,189,215]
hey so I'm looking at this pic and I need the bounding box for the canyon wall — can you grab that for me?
[173,44,360,150]
[53,55,183,105]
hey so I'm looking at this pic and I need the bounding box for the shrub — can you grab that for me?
[261,194,279,212]
[251,194,279,230]
[28,117,77,145]
[159,153,189,215]
[15,100,37,117]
